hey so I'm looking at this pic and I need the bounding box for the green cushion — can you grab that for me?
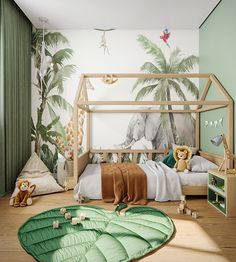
[162,151,176,168]
[18,205,174,262]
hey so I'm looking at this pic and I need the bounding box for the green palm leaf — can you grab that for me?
[47,103,67,145]
[169,47,182,72]
[177,55,199,72]
[168,79,190,110]
[46,116,60,130]
[154,81,166,102]
[44,32,69,47]
[135,84,157,101]
[168,80,187,101]
[47,64,76,94]
[52,48,74,67]
[140,61,162,74]
[176,78,199,98]
[137,35,166,71]
[133,78,159,92]
[47,95,73,115]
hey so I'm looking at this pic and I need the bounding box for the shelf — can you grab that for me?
[208,184,226,197]
[208,200,226,215]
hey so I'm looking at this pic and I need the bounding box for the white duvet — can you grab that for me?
[73,161,208,202]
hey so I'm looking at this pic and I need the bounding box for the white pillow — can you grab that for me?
[190,155,218,172]
[172,143,198,155]
[139,153,148,164]
[107,153,118,163]
[92,153,103,164]
[11,152,64,198]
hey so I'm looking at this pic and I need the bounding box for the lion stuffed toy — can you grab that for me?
[9,180,36,207]
[173,146,192,173]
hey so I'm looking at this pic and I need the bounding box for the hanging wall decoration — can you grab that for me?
[102,74,118,84]
[204,117,223,128]
[94,28,115,55]
[160,28,171,47]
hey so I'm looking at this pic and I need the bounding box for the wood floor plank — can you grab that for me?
[0,192,235,262]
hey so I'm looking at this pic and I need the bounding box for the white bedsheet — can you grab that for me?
[146,161,182,201]
[73,163,208,201]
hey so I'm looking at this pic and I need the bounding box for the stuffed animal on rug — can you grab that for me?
[173,146,192,173]
[9,180,36,207]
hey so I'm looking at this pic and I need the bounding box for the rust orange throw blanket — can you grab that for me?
[101,163,147,205]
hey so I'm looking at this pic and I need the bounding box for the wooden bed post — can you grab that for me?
[86,112,91,151]
[210,75,234,168]
[74,74,85,184]
[195,113,200,150]
[72,73,234,184]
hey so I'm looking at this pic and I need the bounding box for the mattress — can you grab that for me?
[74,163,208,200]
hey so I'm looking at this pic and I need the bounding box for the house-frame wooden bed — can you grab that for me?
[73,73,234,196]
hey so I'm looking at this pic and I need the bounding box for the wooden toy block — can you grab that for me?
[185,207,192,216]
[79,212,86,221]
[192,211,199,219]
[60,207,67,215]
[65,212,71,220]
[177,207,184,214]
[53,220,59,229]
[179,203,186,210]
[180,195,186,201]
[71,217,79,225]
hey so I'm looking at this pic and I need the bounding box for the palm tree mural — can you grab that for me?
[133,34,199,146]
[31,28,76,171]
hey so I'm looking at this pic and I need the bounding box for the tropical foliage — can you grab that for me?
[31,28,76,171]
[133,34,199,146]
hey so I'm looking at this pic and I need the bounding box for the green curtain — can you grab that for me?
[0,0,32,195]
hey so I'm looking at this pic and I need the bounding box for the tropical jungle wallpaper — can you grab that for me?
[119,35,198,150]
[31,28,77,172]
[31,29,199,171]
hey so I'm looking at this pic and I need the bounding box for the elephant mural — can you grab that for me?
[119,112,195,149]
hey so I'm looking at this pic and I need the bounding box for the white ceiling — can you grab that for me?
[14,0,220,30]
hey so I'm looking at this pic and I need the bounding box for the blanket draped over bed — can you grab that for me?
[100,163,147,205]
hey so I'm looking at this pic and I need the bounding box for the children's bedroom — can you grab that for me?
[1,0,236,261]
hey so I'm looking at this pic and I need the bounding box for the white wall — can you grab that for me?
[32,29,199,149]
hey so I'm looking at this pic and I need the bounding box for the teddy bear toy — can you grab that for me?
[173,146,192,173]
[9,179,36,207]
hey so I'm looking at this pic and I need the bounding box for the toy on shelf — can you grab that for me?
[211,177,217,186]
[177,195,199,218]
[9,180,36,207]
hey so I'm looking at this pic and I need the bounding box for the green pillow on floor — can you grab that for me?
[162,151,176,168]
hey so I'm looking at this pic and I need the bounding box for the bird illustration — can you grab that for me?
[160,28,171,47]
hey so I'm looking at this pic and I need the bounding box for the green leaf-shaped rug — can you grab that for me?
[18,205,174,262]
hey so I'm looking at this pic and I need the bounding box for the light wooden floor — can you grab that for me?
[0,191,236,262]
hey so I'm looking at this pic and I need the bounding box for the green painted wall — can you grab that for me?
[199,0,236,155]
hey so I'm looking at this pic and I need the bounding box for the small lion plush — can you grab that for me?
[173,146,192,173]
[10,180,36,207]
